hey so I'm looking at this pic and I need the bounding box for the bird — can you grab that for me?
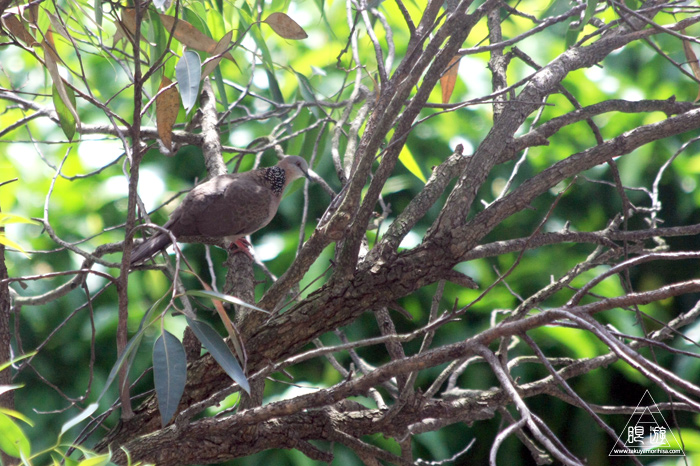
[129,155,310,265]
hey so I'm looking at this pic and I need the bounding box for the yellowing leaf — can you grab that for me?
[263,12,308,40]
[0,234,29,256]
[201,30,232,79]
[440,55,460,104]
[0,213,35,225]
[399,145,426,183]
[156,76,180,151]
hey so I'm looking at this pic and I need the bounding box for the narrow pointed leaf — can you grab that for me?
[42,38,81,129]
[185,317,250,393]
[77,453,111,466]
[0,408,33,426]
[153,331,187,426]
[59,403,98,438]
[186,285,247,363]
[440,55,460,104]
[53,83,77,141]
[0,385,23,397]
[94,0,102,28]
[399,144,426,183]
[295,71,320,116]
[98,297,163,402]
[176,49,201,113]
[0,234,27,254]
[186,289,267,313]
[0,213,36,226]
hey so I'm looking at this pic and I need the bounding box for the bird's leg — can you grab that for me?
[228,238,254,260]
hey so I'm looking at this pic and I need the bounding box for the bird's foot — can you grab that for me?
[228,238,254,260]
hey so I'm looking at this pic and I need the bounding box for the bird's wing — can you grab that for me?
[168,174,277,238]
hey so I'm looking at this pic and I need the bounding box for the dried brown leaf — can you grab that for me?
[201,30,232,79]
[121,10,234,61]
[1,14,39,46]
[156,76,180,152]
[263,12,308,40]
[440,55,460,104]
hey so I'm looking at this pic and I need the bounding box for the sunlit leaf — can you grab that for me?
[0,234,28,256]
[0,213,35,226]
[0,412,30,458]
[263,12,308,40]
[0,408,33,426]
[185,317,250,393]
[156,76,180,151]
[186,289,266,313]
[176,49,201,113]
[153,330,187,426]
[59,403,98,438]
[398,144,426,183]
[77,453,111,466]
[0,385,23,397]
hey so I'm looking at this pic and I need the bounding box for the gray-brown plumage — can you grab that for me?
[130,156,310,265]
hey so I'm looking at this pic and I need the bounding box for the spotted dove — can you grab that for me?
[130,155,310,265]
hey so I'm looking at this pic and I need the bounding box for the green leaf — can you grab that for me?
[0,412,30,458]
[185,317,250,393]
[186,289,268,313]
[0,213,36,226]
[59,403,98,439]
[0,407,33,426]
[94,0,102,28]
[0,352,35,371]
[153,330,187,426]
[176,49,201,113]
[53,83,77,141]
[0,234,29,256]
[566,0,597,48]
[398,144,426,183]
[294,71,319,117]
[98,297,163,402]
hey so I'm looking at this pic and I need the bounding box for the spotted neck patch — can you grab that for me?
[263,166,286,195]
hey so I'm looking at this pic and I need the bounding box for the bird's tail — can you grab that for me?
[129,234,173,265]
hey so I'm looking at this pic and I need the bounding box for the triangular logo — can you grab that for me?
[609,390,685,456]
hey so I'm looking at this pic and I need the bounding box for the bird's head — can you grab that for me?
[278,155,311,184]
